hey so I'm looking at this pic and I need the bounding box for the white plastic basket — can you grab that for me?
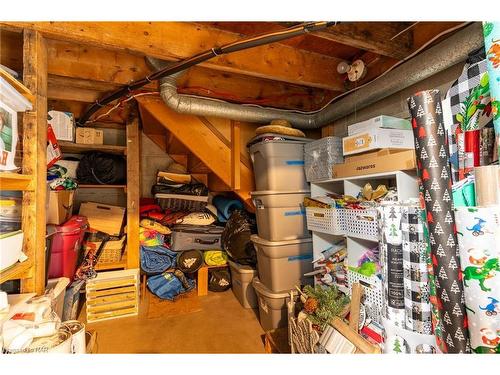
[305,206,346,235]
[345,208,379,241]
[347,269,383,324]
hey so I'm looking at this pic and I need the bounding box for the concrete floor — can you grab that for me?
[80,290,266,353]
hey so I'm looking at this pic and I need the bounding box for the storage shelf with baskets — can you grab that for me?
[308,170,419,322]
[57,119,140,272]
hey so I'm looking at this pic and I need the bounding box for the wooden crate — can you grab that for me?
[79,202,126,236]
[85,268,139,323]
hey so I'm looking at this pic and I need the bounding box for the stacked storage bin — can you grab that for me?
[247,133,314,331]
[0,191,24,272]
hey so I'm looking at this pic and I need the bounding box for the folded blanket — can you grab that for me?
[140,245,177,275]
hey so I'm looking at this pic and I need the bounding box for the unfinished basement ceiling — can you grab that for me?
[0,21,470,123]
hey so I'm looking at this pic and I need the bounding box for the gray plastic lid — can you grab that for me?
[251,276,291,298]
[227,259,258,275]
[250,234,312,247]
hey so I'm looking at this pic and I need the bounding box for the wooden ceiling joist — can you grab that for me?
[313,22,413,60]
[42,39,336,110]
[1,22,346,91]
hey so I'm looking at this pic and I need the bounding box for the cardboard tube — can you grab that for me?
[474,165,500,206]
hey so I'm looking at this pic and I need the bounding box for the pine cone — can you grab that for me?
[304,297,319,314]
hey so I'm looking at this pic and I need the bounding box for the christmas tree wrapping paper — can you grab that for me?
[379,204,406,328]
[407,89,469,353]
[455,206,500,354]
[401,205,433,335]
[483,22,500,158]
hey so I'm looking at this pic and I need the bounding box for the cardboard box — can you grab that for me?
[347,115,411,136]
[332,149,416,179]
[79,202,126,236]
[48,110,75,142]
[76,128,104,145]
[47,190,75,225]
[47,124,62,168]
[342,128,415,156]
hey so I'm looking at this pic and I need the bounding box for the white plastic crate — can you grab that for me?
[347,269,383,324]
[345,208,379,241]
[305,206,346,235]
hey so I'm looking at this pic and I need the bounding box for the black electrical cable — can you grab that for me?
[77,21,336,126]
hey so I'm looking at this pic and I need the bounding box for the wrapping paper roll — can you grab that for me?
[379,204,405,328]
[483,22,500,158]
[474,165,500,206]
[455,206,500,354]
[402,206,433,335]
[408,90,469,353]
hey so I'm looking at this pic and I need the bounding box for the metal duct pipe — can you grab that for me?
[151,23,483,129]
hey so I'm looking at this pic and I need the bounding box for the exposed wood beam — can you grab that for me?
[1,22,345,90]
[231,121,241,190]
[313,22,413,60]
[126,113,140,270]
[208,22,360,59]
[21,30,47,294]
[209,21,413,60]
[40,39,337,111]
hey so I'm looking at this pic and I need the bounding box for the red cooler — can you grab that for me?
[48,215,88,281]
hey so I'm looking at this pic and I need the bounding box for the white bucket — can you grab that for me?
[63,320,86,354]
[26,327,72,354]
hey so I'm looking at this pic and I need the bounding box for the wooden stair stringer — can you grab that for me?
[137,96,254,209]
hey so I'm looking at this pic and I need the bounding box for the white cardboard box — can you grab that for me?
[347,115,411,136]
[342,128,415,156]
[48,110,75,142]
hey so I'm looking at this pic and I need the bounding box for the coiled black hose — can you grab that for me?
[77,21,336,126]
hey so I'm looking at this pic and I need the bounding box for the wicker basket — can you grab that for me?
[83,235,126,264]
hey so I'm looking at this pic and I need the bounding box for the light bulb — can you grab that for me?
[337,61,350,75]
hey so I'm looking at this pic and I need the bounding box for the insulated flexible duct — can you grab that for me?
[150,22,483,129]
[77,21,334,125]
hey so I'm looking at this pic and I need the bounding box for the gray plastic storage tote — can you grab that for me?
[251,234,313,292]
[252,277,290,331]
[251,190,310,241]
[228,260,258,309]
[170,225,224,251]
[249,139,309,191]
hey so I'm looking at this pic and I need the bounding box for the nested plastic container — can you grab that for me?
[0,230,24,271]
[0,191,22,234]
[252,277,290,331]
[48,215,88,281]
[251,190,310,241]
[228,260,258,309]
[249,139,309,191]
[0,192,22,219]
[251,234,313,292]
[0,217,21,234]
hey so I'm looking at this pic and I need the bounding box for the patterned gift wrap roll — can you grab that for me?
[379,204,405,328]
[408,90,469,353]
[483,22,500,158]
[402,206,433,334]
[455,206,500,354]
